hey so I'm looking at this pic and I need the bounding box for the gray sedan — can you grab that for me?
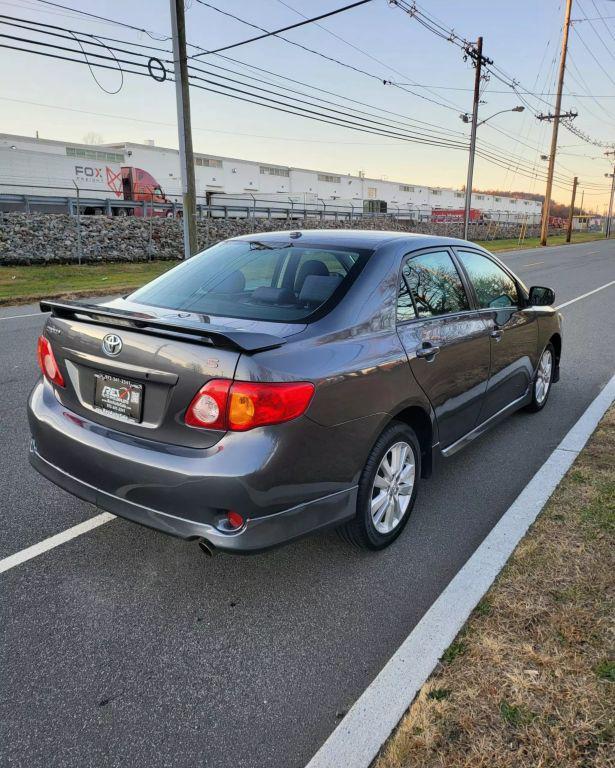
[28,230,562,553]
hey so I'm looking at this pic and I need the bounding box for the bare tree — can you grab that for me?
[82,132,104,145]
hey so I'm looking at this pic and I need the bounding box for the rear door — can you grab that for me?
[454,248,538,421]
[396,248,491,448]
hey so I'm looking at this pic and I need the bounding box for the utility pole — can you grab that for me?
[72,181,82,265]
[605,150,615,239]
[170,0,198,259]
[463,36,485,241]
[540,0,573,246]
[565,176,577,243]
[606,169,615,239]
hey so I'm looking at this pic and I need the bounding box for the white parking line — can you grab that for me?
[305,372,615,768]
[523,260,544,266]
[0,513,115,575]
[555,279,615,310]
[0,311,49,321]
[0,277,613,576]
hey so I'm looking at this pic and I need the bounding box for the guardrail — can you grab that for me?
[0,187,547,226]
[0,192,550,227]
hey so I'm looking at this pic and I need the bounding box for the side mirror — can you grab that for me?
[529,285,555,306]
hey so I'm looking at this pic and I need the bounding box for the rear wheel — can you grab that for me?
[525,342,555,412]
[339,422,420,550]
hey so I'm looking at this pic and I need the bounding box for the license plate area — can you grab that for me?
[93,373,143,423]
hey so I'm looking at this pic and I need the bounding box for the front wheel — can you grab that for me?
[525,342,555,412]
[339,422,420,550]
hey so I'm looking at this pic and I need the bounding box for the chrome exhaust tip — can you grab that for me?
[198,539,216,557]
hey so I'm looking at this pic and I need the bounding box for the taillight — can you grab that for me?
[185,379,231,430]
[185,380,314,431]
[228,381,314,431]
[37,335,65,387]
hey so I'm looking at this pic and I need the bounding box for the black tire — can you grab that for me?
[525,342,555,413]
[339,421,421,550]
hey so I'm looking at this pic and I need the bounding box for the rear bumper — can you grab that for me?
[27,379,358,553]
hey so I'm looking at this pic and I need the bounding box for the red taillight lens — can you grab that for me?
[185,379,231,429]
[228,381,314,431]
[185,380,314,431]
[227,511,244,529]
[37,335,65,387]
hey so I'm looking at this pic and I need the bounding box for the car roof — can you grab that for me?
[230,229,481,251]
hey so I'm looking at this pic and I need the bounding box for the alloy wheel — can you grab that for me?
[371,441,415,534]
[535,348,553,405]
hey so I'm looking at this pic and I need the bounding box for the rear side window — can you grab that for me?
[129,240,369,322]
[456,250,519,308]
[398,250,469,320]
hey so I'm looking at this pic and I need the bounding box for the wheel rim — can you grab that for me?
[535,348,553,405]
[371,441,415,534]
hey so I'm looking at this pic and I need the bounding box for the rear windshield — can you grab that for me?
[129,240,371,322]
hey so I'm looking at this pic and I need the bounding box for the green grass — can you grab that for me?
[427,688,451,701]
[479,231,605,252]
[441,640,466,664]
[499,700,536,727]
[594,659,615,682]
[0,261,176,304]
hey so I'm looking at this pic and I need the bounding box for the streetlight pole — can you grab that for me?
[463,36,483,241]
[460,100,524,240]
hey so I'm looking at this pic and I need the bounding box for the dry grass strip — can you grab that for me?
[376,407,614,768]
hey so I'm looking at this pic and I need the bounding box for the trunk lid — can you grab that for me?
[42,298,302,449]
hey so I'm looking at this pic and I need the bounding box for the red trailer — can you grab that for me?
[431,208,483,223]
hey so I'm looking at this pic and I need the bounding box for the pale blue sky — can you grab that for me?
[1,0,614,208]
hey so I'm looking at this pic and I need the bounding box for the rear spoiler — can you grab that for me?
[40,300,286,354]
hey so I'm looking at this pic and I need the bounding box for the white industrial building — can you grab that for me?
[0,133,543,221]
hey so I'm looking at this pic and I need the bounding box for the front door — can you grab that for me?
[454,249,538,422]
[396,249,491,448]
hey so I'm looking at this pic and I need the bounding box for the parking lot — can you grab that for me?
[1,238,614,768]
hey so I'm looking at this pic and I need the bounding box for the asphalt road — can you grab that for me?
[1,238,614,768]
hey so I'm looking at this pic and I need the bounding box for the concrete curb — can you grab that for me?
[306,372,615,768]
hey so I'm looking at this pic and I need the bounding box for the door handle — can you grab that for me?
[416,342,441,360]
[490,329,502,342]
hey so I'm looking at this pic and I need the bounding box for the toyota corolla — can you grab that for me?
[28,230,562,553]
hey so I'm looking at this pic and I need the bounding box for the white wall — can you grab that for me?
[0,134,543,219]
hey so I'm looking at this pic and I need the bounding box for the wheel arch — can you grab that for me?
[389,403,436,479]
[549,332,562,363]
[547,331,562,383]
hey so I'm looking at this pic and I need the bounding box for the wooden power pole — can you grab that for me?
[463,36,484,241]
[540,0,573,246]
[170,0,198,259]
[565,176,577,243]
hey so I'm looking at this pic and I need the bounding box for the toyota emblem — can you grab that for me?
[102,334,123,357]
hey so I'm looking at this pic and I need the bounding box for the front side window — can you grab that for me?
[399,250,469,319]
[456,250,518,308]
[129,241,368,322]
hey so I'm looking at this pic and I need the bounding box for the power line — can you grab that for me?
[192,0,464,113]
[576,0,615,59]
[193,0,374,56]
[573,21,615,85]
[186,59,468,145]
[31,0,171,40]
[590,0,615,43]
[2,30,561,184]
[270,0,462,109]
[4,7,600,198]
